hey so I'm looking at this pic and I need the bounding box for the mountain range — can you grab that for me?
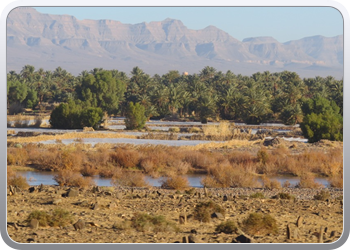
[6,7,343,78]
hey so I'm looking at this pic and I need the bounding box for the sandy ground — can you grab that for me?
[7,185,343,244]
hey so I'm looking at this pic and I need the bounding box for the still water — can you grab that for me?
[19,171,329,188]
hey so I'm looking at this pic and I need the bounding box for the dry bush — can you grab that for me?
[160,175,189,190]
[296,173,323,188]
[215,220,237,234]
[201,163,259,188]
[261,176,281,190]
[109,148,141,169]
[26,209,74,227]
[329,174,343,188]
[228,151,255,165]
[7,148,28,166]
[194,200,225,223]
[7,168,29,189]
[282,180,292,188]
[314,190,331,201]
[250,192,265,199]
[139,158,158,174]
[129,213,179,233]
[183,150,215,171]
[87,150,110,167]
[257,149,269,165]
[80,163,98,177]
[111,170,148,187]
[53,170,95,188]
[272,192,295,200]
[98,164,116,178]
[202,121,232,137]
[242,213,278,236]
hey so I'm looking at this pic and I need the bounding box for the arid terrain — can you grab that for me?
[7,185,343,244]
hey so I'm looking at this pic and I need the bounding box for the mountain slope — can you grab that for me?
[6,7,343,78]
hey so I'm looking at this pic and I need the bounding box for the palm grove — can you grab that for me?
[7,65,343,142]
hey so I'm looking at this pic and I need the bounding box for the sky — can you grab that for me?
[33,7,344,43]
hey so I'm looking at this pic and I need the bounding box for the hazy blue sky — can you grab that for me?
[34,7,343,43]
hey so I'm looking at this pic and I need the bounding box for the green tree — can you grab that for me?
[300,97,342,142]
[78,70,126,114]
[124,102,147,130]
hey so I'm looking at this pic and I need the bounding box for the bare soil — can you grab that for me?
[7,186,343,244]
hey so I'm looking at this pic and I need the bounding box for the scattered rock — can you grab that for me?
[73,219,85,231]
[29,219,39,229]
[211,212,224,220]
[232,234,254,243]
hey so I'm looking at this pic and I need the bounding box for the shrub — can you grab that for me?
[111,170,148,187]
[194,201,225,223]
[7,168,29,189]
[250,192,265,199]
[261,176,281,190]
[53,170,95,188]
[7,148,28,166]
[300,97,343,142]
[296,173,323,188]
[130,213,179,233]
[109,148,141,169]
[257,149,269,165]
[272,192,295,200]
[314,190,331,201]
[26,210,51,227]
[215,220,237,234]
[50,100,103,129]
[329,174,343,188]
[26,209,73,227]
[242,213,278,236]
[50,208,74,227]
[160,175,189,190]
[124,102,146,130]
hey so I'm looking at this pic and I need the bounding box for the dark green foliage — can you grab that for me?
[78,70,126,114]
[80,107,104,129]
[300,97,342,142]
[26,210,51,227]
[50,100,103,129]
[7,65,342,128]
[124,102,147,130]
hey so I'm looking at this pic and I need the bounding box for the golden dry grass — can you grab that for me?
[7,132,138,143]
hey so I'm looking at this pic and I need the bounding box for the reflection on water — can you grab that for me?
[39,138,218,146]
[18,171,329,188]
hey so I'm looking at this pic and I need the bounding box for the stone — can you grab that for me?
[296,216,303,227]
[179,214,187,224]
[182,236,189,243]
[28,187,36,193]
[223,195,228,201]
[188,235,196,243]
[190,229,197,234]
[92,202,99,210]
[211,212,224,220]
[63,189,79,198]
[233,234,254,243]
[73,219,85,231]
[286,224,291,239]
[29,219,39,229]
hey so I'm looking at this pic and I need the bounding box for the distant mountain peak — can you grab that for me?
[242,36,279,43]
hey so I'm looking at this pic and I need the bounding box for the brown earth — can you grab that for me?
[7,186,343,244]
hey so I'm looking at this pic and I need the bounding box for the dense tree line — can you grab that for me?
[7,65,343,140]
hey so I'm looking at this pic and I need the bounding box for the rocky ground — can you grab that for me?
[7,185,343,244]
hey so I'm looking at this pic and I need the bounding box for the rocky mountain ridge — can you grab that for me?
[7,7,343,78]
